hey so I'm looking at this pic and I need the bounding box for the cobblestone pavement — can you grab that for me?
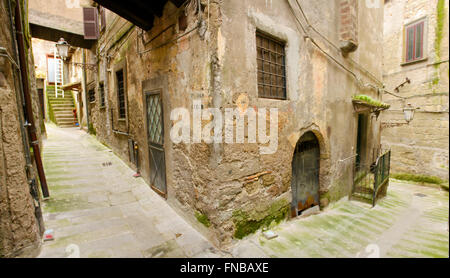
[38,124,223,258]
[231,180,449,258]
[39,125,448,258]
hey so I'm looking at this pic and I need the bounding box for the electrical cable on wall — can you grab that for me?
[138,0,205,55]
[287,0,387,95]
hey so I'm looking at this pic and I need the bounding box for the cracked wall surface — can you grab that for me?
[82,0,384,246]
[0,0,45,257]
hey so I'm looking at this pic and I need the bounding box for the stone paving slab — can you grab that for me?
[39,124,449,258]
[38,124,219,258]
[230,181,449,258]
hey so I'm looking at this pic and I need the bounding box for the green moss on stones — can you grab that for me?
[88,123,97,135]
[195,211,211,227]
[435,0,446,62]
[232,199,289,239]
[322,180,350,205]
[391,173,444,185]
[352,95,390,109]
[431,0,446,91]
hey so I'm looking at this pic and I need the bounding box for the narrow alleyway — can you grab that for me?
[231,182,449,258]
[38,124,222,258]
[38,125,449,258]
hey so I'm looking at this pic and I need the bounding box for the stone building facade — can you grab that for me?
[382,0,449,181]
[0,0,46,257]
[69,0,385,246]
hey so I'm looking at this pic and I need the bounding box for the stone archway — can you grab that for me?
[289,124,331,216]
[291,131,321,217]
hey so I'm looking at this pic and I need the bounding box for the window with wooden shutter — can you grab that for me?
[83,7,99,40]
[99,7,106,32]
[405,19,426,63]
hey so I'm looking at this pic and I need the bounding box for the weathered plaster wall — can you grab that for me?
[86,0,384,246]
[31,38,55,78]
[85,1,221,245]
[0,0,44,257]
[28,0,91,35]
[213,0,384,244]
[382,0,449,180]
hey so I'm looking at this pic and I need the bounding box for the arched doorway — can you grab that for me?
[291,131,320,217]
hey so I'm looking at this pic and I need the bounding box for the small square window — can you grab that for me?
[404,19,426,63]
[256,31,287,100]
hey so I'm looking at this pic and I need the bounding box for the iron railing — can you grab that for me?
[352,149,391,207]
[372,150,391,206]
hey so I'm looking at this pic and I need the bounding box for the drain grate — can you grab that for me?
[414,193,427,198]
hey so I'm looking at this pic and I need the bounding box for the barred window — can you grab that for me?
[88,89,95,103]
[116,70,126,119]
[99,82,105,107]
[256,31,287,100]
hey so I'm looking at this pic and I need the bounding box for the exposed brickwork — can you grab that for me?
[339,0,359,47]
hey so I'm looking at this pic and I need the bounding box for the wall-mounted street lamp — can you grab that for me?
[55,38,97,72]
[381,103,419,129]
[55,38,70,60]
[403,103,416,123]
[381,78,420,129]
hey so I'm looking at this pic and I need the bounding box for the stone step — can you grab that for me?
[52,103,73,107]
[56,119,77,125]
[49,101,74,106]
[52,108,75,112]
[49,100,74,104]
[55,115,76,120]
[47,95,73,99]
[54,112,74,117]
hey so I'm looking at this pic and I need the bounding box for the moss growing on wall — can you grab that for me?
[321,180,350,204]
[47,100,56,124]
[391,173,444,185]
[195,211,211,227]
[435,0,446,62]
[232,199,289,239]
[431,0,446,92]
[352,95,390,109]
[88,123,97,135]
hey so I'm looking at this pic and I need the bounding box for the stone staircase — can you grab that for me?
[47,86,77,128]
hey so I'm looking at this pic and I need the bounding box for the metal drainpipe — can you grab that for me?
[13,1,49,198]
[6,0,45,236]
[82,49,90,133]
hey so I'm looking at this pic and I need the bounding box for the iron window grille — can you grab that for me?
[256,31,287,100]
[147,93,164,146]
[116,70,126,119]
[88,89,95,103]
[99,82,105,107]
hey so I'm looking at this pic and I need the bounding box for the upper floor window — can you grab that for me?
[116,69,126,119]
[404,18,426,63]
[88,88,96,103]
[99,82,105,108]
[83,7,99,40]
[256,31,287,100]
